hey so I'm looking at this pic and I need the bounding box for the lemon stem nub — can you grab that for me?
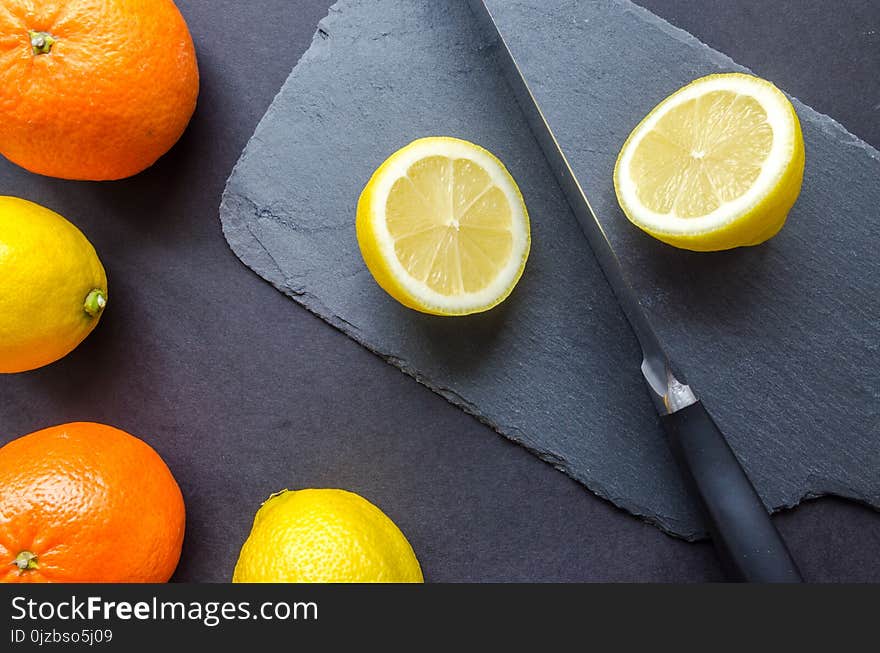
[29,31,56,56]
[13,551,38,571]
[84,289,107,317]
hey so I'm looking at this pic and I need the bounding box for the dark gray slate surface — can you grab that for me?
[484,0,880,521]
[220,0,879,538]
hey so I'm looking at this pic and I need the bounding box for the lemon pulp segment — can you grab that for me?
[387,155,514,294]
[630,91,773,216]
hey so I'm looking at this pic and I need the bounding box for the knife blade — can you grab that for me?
[468,0,802,582]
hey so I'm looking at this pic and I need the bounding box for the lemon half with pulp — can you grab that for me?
[357,137,530,315]
[614,73,804,251]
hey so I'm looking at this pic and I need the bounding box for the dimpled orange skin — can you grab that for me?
[0,0,199,180]
[0,423,185,583]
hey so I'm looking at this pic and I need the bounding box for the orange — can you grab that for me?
[0,422,185,583]
[0,0,199,180]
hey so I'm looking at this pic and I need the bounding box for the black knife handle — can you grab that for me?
[661,401,803,582]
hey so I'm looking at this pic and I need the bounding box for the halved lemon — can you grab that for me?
[614,73,804,251]
[356,137,530,315]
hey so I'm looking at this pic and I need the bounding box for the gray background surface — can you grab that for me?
[1,0,878,581]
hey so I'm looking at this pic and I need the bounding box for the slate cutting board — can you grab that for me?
[220,0,880,538]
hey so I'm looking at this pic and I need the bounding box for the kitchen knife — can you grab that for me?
[468,0,803,583]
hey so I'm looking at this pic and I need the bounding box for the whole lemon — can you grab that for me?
[233,489,423,583]
[0,197,108,373]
